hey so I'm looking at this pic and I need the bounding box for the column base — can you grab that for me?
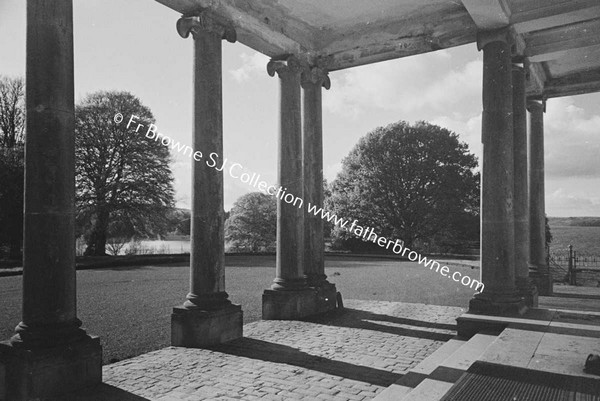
[516,277,539,307]
[530,268,553,296]
[263,288,320,320]
[468,291,527,316]
[313,282,338,314]
[171,304,242,348]
[0,336,102,401]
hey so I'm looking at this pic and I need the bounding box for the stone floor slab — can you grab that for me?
[59,300,464,400]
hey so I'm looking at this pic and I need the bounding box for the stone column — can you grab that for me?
[528,99,553,295]
[0,1,101,399]
[263,56,316,319]
[301,66,338,313]
[469,28,526,315]
[512,64,538,307]
[171,14,242,347]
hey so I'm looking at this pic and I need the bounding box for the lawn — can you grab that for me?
[0,255,476,364]
[549,225,600,256]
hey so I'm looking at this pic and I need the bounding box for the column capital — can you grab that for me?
[526,99,545,113]
[267,55,305,79]
[512,63,524,72]
[477,27,514,51]
[177,14,236,43]
[301,66,331,90]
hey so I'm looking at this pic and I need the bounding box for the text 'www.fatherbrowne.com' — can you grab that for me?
[113,112,484,293]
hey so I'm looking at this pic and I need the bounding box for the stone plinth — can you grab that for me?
[262,289,319,320]
[314,282,338,314]
[516,277,539,309]
[171,304,243,348]
[469,295,527,317]
[530,271,553,296]
[0,337,101,401]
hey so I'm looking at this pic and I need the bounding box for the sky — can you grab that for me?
[1,0,599,217]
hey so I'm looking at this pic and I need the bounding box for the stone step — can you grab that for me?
[373,338,467,401]
[458,307,600,338]
[399,378,454,401]
[374,332,499,401]
[436,332,497,373]
[412,338,467,376]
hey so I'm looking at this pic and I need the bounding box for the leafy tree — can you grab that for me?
[327,121,479,252]
[0,76,25,259]
[323,178,333,239]
[75,91,175,255]
[164,208,191,236]
[225,192,277,252]
[545,215,552,248]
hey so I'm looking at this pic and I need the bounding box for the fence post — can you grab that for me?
[568,245,576,285]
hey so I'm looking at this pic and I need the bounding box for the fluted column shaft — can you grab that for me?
[13,0,86,348]
[302,67,330,286]
[470,29,524,314]
[528,99,552,295]
[268,56,306,290]
[513,65,538,307]
[177,15,236,309]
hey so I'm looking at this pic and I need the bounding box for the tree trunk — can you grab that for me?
[85,209,109,256]
[93,210,109,256]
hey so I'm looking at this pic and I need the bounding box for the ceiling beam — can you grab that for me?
[461,0,510,30]
[544,68,600,98]
[317,12,477,71]
[154,0,312,58]
[512,0,600,34]
[525,61,547,98]
[525,19,600,59]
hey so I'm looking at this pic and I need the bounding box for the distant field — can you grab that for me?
[548,224,600,256]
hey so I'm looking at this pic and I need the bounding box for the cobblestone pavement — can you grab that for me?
[71,300,465,401]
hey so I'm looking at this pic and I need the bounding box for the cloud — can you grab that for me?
[547,186,600,217]
[430,113,482,163]
[324,51,482,119]
[545,96,600,178]
[229,52,270,83]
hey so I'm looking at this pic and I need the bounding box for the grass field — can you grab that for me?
[0,255,477,364]
[548,225,600,256]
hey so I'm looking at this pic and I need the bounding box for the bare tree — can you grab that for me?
[0,76,25,259]
[0,76,25,148]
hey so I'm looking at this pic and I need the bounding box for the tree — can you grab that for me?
[225,192,277,252]
[322,178,333,239]
[75,91,175,256]
[0,76,25,148]
[328,121,479,252]
[0,76,25,259]
[0,146,24,259]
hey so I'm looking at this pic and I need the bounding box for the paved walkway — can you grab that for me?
[67,300,465,401]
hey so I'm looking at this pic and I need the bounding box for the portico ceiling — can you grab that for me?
[156,0,600,99]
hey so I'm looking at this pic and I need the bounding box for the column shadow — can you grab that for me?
[305,308,456,341]
[49,383,151,401]
[212,338,402,387]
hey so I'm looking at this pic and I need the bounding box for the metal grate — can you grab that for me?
[441,362,600,401]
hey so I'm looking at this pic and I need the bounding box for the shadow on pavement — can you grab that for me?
[212,337,402,387]
[306,308,456,341]
[51,383,151,400]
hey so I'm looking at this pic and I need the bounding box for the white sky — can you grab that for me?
[1,0,599,217]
